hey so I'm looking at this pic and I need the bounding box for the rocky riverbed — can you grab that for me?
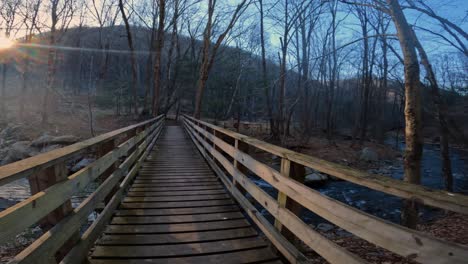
[0,123,94,210]
[0,123,103,263]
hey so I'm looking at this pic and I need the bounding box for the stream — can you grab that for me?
[1,142,467,226]
[250,142,468,226]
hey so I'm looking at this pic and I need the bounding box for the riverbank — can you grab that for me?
[0,111,138,263]
[298,212,468,263]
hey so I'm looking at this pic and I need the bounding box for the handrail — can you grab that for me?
[183,115,468,264]
[183,115,468,214]
[0,115,164,186]
[1,115,165,264]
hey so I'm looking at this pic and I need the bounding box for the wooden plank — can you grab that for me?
[275,159,306,242]
[123,194,230,202]
[126,189,227,197]
[184,115,468,215]
[64,125,279,264]
[187,119,334,263]
[111,211,245,224]
[136,175,215,179]
[131,182,221,187]
[133,178,218,183]
[139,168,212,171]
[185,118,468,264]
[115,206,241,217]
[197,137,362,263]
[9,122,164,264]
[97,227,257,245]
[57,123,164,264]
[104,219,251,235]
[0,122,158,244]
[0,129,149,244]
[187,127,309,264]
[92,237,268,258]
[89,248,279,264]
[129,185,224,192]
[119,199,236,209]
[275,158,290,232]
[0,115,163,186]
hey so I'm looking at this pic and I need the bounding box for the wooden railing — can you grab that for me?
[183,115,468,264]
[0,115,165,264]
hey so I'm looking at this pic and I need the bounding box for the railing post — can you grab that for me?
[28,163,78,261]
[233,139,249,194]
[97,138,120,204]
[274,158,306,242]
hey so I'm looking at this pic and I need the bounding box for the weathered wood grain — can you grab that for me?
[184,116,468,264]
[184,115,468,214]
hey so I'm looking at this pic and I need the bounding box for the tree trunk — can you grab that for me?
[118,0,138,115]
[41,34,56,124]
[387,0,423,229]
[411,30,453,192]
[152,0,166,116]
[194,0,248,119]
[259,0,275,136]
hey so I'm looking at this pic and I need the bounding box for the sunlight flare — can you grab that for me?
[0,36,14,49]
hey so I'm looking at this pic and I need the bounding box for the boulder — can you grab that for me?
[31,134,80,148]
[317,223,334,232]
[0,124,22,141]
[304,173,328,184]
[40,144,62,153]
[71,158,95,172]
[359,147,378,162]
[0,148,8,161]
[2,141,37,164]
[31,134,55,148]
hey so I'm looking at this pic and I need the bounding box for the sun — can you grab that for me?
[0,36,14,49]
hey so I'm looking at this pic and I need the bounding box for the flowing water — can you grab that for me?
[251,143,468,225]
[1,142,467,226]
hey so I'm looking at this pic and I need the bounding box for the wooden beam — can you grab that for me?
[0,115,164,186]
[184,117,468,264]
[184,122,363,264]
[0,128,152,244]
[59,120,164,264]
[27,162,77,262]
[183,115,468,215]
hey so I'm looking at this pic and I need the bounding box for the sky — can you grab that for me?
[1,0,466,73]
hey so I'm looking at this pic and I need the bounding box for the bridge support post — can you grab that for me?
[274,158,305,243]
[97,138,120,204]
[233,139,249,195]
[28,163,79,261]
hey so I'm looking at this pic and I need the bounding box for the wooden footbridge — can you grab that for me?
[1,115,468,264]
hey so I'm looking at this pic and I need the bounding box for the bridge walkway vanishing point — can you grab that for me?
[89,125,281,263]
[1,115,468,264]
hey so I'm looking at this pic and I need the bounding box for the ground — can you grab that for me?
[298,212,468,263]
[1,117,466,263]
[0,102,139,264]
[223,121,467,263]
[227,121,400,171]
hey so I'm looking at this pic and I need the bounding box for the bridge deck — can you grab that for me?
[89,125,281,263]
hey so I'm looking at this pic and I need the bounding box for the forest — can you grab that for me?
[0,0,467,263]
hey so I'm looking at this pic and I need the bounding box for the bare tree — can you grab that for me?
[118,0,138,115]
[256,0,275,136]
[410,30,454,192]
[41,0,77,124]
[386,0,423,228]
[193,0,250,118]
[152,0,165,116]
[86,0,119,95]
